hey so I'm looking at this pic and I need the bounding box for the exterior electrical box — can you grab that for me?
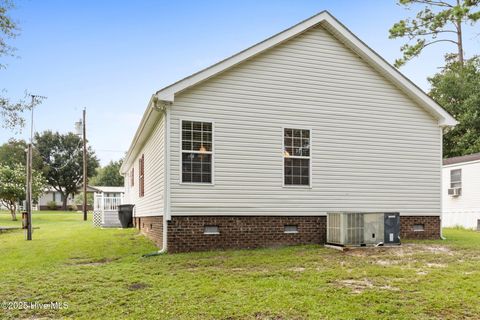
[327,212,400,246]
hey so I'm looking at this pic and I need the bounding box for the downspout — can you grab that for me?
[440,126,446,240]
[143,97,171,257]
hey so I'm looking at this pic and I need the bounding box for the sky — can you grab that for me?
[1,0,478,165]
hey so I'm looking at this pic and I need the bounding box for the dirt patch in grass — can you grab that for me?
[334,278,400,294]
[289,267,305,272]
[425,262,447,268]
[251,311,302,320]
[345,244,453,257]
[375,259,400,266]
[66,257,119,267]
[127,282,150,291]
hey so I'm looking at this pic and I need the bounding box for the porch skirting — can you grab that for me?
[134,215,441,253]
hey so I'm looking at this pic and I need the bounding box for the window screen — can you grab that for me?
[284,128,310,186]
[182,121,213,183]
[450,169,461,188]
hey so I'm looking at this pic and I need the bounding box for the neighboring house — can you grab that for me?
[90,186,125,199]
[38,187,75,210]
[120,11,457,253]
[38,186,124,211]
[442,153,480,230]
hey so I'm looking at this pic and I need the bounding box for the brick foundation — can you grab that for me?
[400,216,441,240]
[135,215,441,253]
[166,216,326,253]
[134,216,163,248]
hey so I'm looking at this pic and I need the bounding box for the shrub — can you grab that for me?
[68,204,78,211]
[47,201,58,210]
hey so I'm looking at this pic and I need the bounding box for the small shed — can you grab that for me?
[91,186,125,228]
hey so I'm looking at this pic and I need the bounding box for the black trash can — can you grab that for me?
[118,204,135,228]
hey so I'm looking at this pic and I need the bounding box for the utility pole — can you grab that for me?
[82,108,87,221]
[26,94,46,240]
[26,142,32,240]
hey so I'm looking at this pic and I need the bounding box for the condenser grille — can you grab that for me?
[327,212,341,244]
[345,213,364,245]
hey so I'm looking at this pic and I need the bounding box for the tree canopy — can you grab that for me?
[0,138,42,169]
[389,0,480,67]
[90,159,124,187]
[0,163,45,220]
[429,57,480,157]
[34,131,99,209]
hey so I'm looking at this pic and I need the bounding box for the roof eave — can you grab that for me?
[120,96,159,174]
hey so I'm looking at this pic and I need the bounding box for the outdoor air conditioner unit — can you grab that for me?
[326,212,401,247]
[448,188,462,197]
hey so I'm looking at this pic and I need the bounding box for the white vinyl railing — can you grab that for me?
[94,195,123,211]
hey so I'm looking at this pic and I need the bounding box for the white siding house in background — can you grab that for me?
[38,187,75,210]
[442,153,480,230]
[120,11,457,252]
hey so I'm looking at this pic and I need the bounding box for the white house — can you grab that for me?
[38,186,124,212]
[442,152,480,230]
[38,187,75,210]
[120,11,457,252]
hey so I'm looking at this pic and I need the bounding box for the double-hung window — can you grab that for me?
[283,128,311,186]
[450,169,461,189]
[181,120,213,183]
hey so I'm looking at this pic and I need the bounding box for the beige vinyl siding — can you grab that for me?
[124,115,165,217]
[168,24,441,216]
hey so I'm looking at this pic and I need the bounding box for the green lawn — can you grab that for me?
[1,211,479,319]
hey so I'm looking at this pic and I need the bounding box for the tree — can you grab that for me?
[0,138,42,169]
[0,163,45,220]
[34,131,100,210]
[90,159,124,187]
[389,0,480,67]
[429,57,480,157]
[0,0,36,130]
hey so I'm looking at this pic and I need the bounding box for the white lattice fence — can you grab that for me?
[93,210,102,227]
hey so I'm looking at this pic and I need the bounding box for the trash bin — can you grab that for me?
[118,204,134,228]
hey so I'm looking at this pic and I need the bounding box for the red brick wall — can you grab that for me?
[134,215,441,253]
[134,216,163,248]
[400,216,441,239]
[166,216,326,253]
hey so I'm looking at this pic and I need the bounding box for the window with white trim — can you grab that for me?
[283,128,310,186]
[181,120,213,183]
[450,169,461,189]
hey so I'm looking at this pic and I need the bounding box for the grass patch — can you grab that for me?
[1,211,479,319]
